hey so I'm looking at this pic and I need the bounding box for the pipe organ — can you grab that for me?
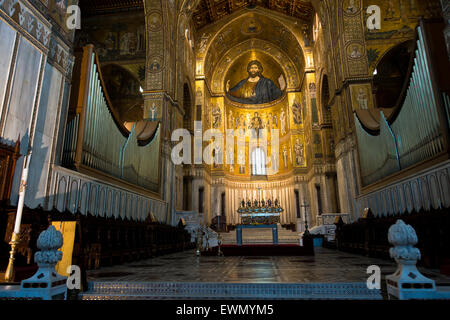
[355,113,399,186]
[355,24,450,187]
[62,45,160,192]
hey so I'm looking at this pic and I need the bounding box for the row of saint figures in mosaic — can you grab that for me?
[206,59,307,175]
[212,106,303,135]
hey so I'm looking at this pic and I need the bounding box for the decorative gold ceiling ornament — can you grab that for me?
[196,9,307,59]
[211,38,301,94]
[148,11,163,32]
[241,17,263,35]
[180,0,204,17]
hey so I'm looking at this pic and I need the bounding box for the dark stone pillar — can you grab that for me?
[441,0,450,60]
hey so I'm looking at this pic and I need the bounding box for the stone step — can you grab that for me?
[221,241,299,245]
[220,230,298,235]
[79,282,382,300]
[221,231,298,235]
[220,233,299,237]
[221,234,296,236]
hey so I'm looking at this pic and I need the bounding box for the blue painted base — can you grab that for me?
[80,281,382,300]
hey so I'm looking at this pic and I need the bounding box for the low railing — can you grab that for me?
[309,213,350,242]
[335,207,450,269]
[354,159,450,217]
[50,165,168,222]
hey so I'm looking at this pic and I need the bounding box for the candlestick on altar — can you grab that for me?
[257,186,262,205]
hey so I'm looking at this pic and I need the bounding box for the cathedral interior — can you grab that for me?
[0,0,449,301]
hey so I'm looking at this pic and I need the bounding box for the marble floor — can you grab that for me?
[86,248,450,285]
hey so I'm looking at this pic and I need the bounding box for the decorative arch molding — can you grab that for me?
[316,69,334,125]
[210,39,302,94]
[179,0,202,17]
[50,167,168,221]
[336,0,369,78]
[144,0,166,91]
[182,80,194,129]
[183,75,195,103]
[197,8,307,79]
[317,68,329,108]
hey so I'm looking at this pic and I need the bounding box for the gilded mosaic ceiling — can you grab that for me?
[192,0,314,29]
[201,12,306,91]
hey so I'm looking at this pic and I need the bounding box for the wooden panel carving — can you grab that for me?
[0,139,20,202]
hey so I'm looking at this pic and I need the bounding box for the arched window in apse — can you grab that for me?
[252,148,267,176]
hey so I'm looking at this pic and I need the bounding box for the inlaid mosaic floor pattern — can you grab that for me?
[86,248,450,284]
[81,248,450,300]
[80,282,382,300]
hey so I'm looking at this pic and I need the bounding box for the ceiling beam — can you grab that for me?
[205,0,216,20]
[227,0,234,12]
[290,0,296,16]
[192,0,314,30]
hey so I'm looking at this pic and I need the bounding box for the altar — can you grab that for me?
[209,198,313,256]
[236,224,278,245]
[235,198,284,245]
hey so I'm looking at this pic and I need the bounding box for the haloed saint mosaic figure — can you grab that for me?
[226,60,284,105]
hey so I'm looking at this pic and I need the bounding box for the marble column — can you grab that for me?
[290,186,296,224]
[231,188,236,224]
[283,187,288,224]
[288,186,294,224]
[281,187,287,225]
[225,187,229,224]
[290,186,295,223]
[285,186,290,223]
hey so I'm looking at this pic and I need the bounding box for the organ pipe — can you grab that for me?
[62,45,160,191]
[355,25,447,186]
